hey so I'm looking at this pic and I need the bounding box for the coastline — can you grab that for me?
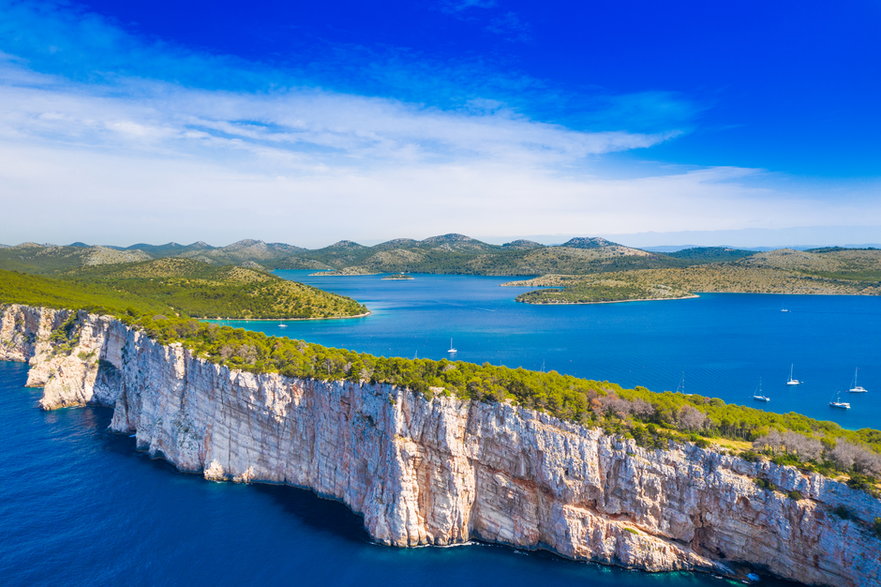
[517,294,700,305]
[202,311,371,322]
[3,303,880,587]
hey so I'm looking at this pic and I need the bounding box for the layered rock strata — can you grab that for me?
[1,303,879,586]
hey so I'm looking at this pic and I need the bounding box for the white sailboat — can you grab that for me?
[447,338,457,354]
[848,368,868,393]
[752,379,770,402]
[829,391,851,409]
[786,364,801,386]
[675,371,686,394]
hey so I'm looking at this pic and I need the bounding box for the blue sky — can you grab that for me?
[1,0,879,246]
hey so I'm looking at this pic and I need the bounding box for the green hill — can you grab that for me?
[2,235,697,276]
[510,248,881,303]
[0,269,173,317]
[0,243,151,274]
[69,258,367,319]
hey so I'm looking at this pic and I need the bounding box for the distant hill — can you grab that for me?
[0,243,151,274]
[509,248,881,304]
[4,234,693,276]
[666,246,755,264]
[69,258,367,320]
[9,236,881,281]
[286,233,687,276]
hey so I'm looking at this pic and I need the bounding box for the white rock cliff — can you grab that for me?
[1,304,879,586]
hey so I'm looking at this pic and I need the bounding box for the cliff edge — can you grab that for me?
[1,304,879,586]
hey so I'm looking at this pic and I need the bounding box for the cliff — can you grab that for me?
[1,303,879,586]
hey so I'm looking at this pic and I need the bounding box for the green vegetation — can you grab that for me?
[68,258,367,319]
[0,269,173,317]
[0,243,151,274]
[0,236,694,277]
[510,248,881,304]
[516,280,693,304]
[666,246,755,264]
[754,477,777,491]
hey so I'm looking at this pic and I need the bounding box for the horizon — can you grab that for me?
[1,1,880,245]
[4,228,881,252]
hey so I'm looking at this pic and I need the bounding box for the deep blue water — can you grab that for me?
[0,361,747,585]
[220,271,881,430]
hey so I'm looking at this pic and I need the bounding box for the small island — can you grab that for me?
[507,248,881,304]
[381,273,415,280]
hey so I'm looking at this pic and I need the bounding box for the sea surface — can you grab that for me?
[2,272,876,585]
[223,271,881,430]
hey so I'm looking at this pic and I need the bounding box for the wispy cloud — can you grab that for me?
[439,0,498,14]
[486,12,532,42]
[438,0,532,42]
[0,56,674,170]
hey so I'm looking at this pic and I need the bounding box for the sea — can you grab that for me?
[3,271,877,585]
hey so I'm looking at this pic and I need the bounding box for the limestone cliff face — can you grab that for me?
[1,303,879,586]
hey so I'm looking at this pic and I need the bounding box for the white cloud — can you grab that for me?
[0,47,877,247]
[0,59,673,169]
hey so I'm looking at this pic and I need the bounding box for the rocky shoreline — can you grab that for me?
[2,303,880,586]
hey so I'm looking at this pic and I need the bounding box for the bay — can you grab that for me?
[220,271,881,430]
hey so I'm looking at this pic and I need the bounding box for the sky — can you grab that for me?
[0,0,879,248]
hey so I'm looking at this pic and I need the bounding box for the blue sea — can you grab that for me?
[2,273,877,585]
[226,271,881,430]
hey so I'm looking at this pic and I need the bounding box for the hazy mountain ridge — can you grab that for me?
[4,236,878,280]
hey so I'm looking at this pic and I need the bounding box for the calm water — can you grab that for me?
[220,271,881,430]
[1,273,875,584]
[0,361,746,585]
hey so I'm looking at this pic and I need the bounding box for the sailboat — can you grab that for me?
[752,379,770,402]
[675,371,686,394]
[848,368,868,393]
[829,391,851,409]
[786,364,801,386]
[447,338,457,354]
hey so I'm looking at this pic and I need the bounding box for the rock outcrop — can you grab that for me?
[1,303,880,586]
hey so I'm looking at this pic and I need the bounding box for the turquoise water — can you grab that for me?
[219,271,881,430]
[0,361,752,585]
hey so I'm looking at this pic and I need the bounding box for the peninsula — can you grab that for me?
[1,270,880,585]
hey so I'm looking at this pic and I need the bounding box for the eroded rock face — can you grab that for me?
[1,304,879,586]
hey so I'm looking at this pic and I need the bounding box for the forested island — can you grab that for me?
[509,248,881,304]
